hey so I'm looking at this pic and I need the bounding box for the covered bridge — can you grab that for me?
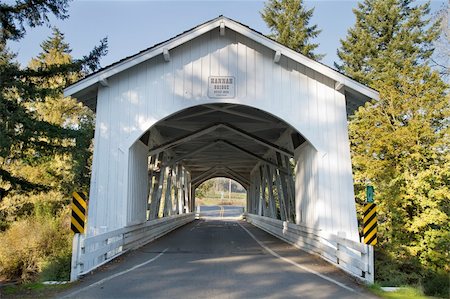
[65,16,379,282]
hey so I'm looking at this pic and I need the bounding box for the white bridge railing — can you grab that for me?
[71,213,195,281]
[245,213,374,283]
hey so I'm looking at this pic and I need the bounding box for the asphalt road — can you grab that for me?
[59,210,377,299]
[198,205,245,218]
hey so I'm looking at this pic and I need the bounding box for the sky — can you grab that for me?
[9,0,445,70]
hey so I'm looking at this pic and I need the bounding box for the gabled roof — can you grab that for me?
[64,16,378,111]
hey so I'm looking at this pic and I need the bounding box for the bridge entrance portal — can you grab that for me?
[65,16,378,282]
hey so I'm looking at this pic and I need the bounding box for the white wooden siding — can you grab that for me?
[87,28,359,241]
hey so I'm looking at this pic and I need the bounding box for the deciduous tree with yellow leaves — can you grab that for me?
[336,0,449,296]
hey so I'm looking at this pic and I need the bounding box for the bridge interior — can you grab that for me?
[142,103,303,222]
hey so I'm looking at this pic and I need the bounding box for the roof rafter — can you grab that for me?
[220,140,288,174]
[148,122,293,157]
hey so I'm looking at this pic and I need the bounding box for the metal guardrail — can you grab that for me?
[245,213,374,283]
[71,213,195,281]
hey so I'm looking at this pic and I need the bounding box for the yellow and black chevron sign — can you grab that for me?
[363,203,377,245]
[71,191,88,234]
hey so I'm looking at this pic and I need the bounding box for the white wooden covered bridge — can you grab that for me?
[65,16,379,283]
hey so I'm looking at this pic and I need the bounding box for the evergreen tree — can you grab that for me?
[335,0,439,85]
[261,0,323,60]
[0,0,106,198]
[14,28,94,191]
[337,0,449,295]
[28,28,95,192]
[0,28,95,229]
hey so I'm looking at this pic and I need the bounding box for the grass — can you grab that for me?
[1,282,72,298]
[368,284,435,299]
[196,191,246,206]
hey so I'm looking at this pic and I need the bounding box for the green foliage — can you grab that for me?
[0,28,96,233]
[261,0,323,60]
[337,0,449,296]
[368,284,428,299]
[0,0,70,43]
[0,0,106,284]
[3,282,71,298]
[0,1,107,195]
[0,210,72,281]
[39,253,72,282]
[196,180,214,198]
[335,0,439,85]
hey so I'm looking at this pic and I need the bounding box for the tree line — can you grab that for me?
[0,0,107,282]
[0,0,448,296]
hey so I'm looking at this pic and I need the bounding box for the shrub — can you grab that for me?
[422,270,449,298]
[0,211,72,281]
[40,253,72,282]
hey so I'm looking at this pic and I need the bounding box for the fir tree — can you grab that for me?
[0,0,70,43]
[335,0,439,85]
[0,1,106,197]
[261,0,323,60]
[337,0,449,295]
[27,28,94,191]
[0,28,95,229]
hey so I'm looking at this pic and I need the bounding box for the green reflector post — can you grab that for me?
[366,185,374,203]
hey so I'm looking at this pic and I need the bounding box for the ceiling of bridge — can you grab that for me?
[144,103,305,188]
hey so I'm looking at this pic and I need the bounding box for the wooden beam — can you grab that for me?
[192,171,249,191]
[274,166,287,221]
[256,170,263,216]
[150,163,166,220]
[204,104,274,123]
[173,107,216,121]
[146,154,157,202]
[191,165,250,188]
[148,123,222,156]
[220,140,288,174]
[99,77,108,87]
[264,164,277,218]
[335,81,344,91]
[223,167,250,185]
[221,172,250,188]
[163,140,220,167]
[173,165,181,214]
[221,123,293,157]
[274,51,281,63]
[192,172,220,189]
[191,166,219,185]
[259,166,268,216]
[284,155,296,222]
[164,168,173,216]
[183,169,190,213]
[220,21,225,36]
[149,122,293,158]
[163,48,170,62]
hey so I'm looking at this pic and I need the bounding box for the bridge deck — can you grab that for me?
[61,216,376,299]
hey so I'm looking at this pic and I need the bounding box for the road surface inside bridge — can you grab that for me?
[60,207,377,299]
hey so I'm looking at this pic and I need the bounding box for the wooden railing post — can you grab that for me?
[366,245,374,284]
[70,233,84,281]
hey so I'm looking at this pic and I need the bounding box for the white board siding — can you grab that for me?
[86,28,358,240]
[127,141,149,225]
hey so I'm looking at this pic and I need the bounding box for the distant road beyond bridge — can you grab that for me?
[60,207,376,299]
